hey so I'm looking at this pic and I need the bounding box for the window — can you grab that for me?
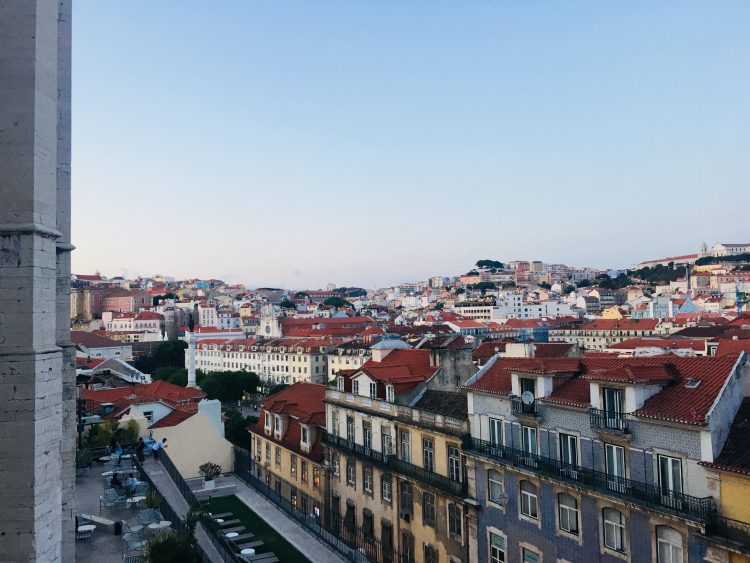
[559,433,578,467]
[448,503,462,536]
[290,487,298,509]
[363,466,373,494]
[605,443,626,492]
[363,421,372,451]
[488,470,504,504]
[603,508,625,552]
[520,481,539,519]
[337,376,344,391]
[274,416,280,431]
[423,438,435,472]
[489,532,505,563]
[290,454,297,478]
[313,466,321,488]
[352,380,360,395]
[489,418,503,446]
[656,526,683,563]
[424,544,438,563]
[301,426,309,444]
[558,493,579,534]
[381,475,392,502]
[400,431,410,463]
[332,452,340,477]
[346,417,354,443]
[658,455,683,495]
[423,492,436,527]
[448,446,461,482]
[143,411,153,422]
[369,382,377,398]
[346,459,355,485]
[522,547,540,563]
[301,461,308,483]
[362,510,374,538]
[275,446,281,466]
[386,384,395,403]
[265,441,270,462]
[401,531,414,562]
[400,482,413,517]
[381,430,393,455]
[522,426,538,455]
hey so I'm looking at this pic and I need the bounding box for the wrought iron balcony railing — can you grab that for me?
[462,436,715,523]
[510,395,539,417]
[324,433,467,497]
[589,408,629,433]
[705,515,750,553]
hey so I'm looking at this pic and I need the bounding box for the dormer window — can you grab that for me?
[386,385,395,403]
[369,382,377,399]
[353,380,360,395]
[301,426,309,444]
[337,376,345,392]
[274,416,280,432]
[264,412,271,428]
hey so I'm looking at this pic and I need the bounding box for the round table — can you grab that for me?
[215,518,224,523]
[241,548,256,556]
[225,532,239,539]
[148,521,172,532]
[127,495,146,506]
[98,456,110,462]
[77,524,96,533]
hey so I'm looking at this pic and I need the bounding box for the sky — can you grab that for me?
[71,1,750,289]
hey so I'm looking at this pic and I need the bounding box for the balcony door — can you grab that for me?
[605,443,626,493]
[658,455,683,509]
[559,433,578,478]
[603,388,624,430]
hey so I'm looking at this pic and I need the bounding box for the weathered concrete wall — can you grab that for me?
[0,1,73,560]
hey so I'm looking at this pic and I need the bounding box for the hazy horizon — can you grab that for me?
[71,1,750,288]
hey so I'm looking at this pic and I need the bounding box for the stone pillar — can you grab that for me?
[0,1,72,560]
[187,331,197,387]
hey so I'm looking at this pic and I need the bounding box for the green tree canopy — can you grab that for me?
[267,383,289,396]
[133,340,188,374]
[476,259,505,269]
[323,296,352,308]
[223,408,256,450]
[199,371,259,402]
[279,299,296,309]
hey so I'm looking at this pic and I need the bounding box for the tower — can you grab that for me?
[0,1,75,560]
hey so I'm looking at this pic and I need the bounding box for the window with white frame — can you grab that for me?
[363,466,373,494]
[331,410,339,437]
[332,452,340,476]
[346,459,355,485]
[559,433,578,467]
[369,381,377,398]
[337,376,344,391]
[274,416,280,432]
[522,426,537,455]
[363,421,372,451]
[656,526,683,563]
[301,426,309,444]
[264,411,271,428]
[489,532,505,562]
[520,481,539,519]
[488,470,504,504]
[522,547,540,563]
[558,493,579,534]
[489,418,503,446]
[603,508,625,552]
[381,474,392,502]
[386,384,395,403]
[352,380,360,395]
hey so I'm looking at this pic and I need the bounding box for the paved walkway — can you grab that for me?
[141,457,224,563]
[224,474,347,563]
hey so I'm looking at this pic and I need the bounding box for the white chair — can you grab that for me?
[122,532,147,551]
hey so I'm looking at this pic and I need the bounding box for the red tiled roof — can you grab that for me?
[83,380,205,416]
[533,343,576,358]
[149,403,198,429]
[359,349,439,390]
[715,340,750,357]
[468,356,741,426]
[577,319,660,331]
[135,311,164,321]
[71,330,124,349]
[76,357,105,369]
[540,377,591,407]
[261,382,326,426]
[609,338,705,352]
[473,341,506,361]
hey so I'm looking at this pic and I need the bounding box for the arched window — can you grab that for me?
[603,508,625,552]
[656,526,683,563]
[558,493,579,534]
[520,481,538,519]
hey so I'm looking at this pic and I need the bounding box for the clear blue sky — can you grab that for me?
[71,1,750,288]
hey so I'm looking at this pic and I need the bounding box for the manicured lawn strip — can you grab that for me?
[204,495,310,563]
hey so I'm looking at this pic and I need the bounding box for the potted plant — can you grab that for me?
[198,462,222,490]
[144,489,161,509]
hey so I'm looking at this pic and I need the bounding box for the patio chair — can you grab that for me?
[99,487,127,512]
[122,532,147,551]
[138,508,161,526]
[123,519,145,537]
[123,551,144,563]
[133,482,149,496]
[75,526,94,541]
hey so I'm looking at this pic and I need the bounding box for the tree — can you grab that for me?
[476,259,505,270]
[323,296,352,308]
[564,285,576,294]
[224,409,256,450]
[267,383,289,396]
[279,299,296,309]
[294,291,309,298]
[538,282,552,290]
[151,292,177,307]
[133,340,188,374]
[434,302,444,310]
[468,282,497,293]
[199,371,259,402]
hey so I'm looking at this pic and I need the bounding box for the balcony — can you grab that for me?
[589,408,629,434]
[462,436,716,523]
[388,458,467,497]
[510,395,539,418]
[705,516,750,554]
[324,433,467,497]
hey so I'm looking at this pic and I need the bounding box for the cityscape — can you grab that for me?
[2,2,750,563]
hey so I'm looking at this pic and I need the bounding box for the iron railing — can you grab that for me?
[324,433,467,498]
[510,395,539,417]
[589,408,629,433]
[462,436,716,522]
[233,448,404,563]
[705,516,750,553]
